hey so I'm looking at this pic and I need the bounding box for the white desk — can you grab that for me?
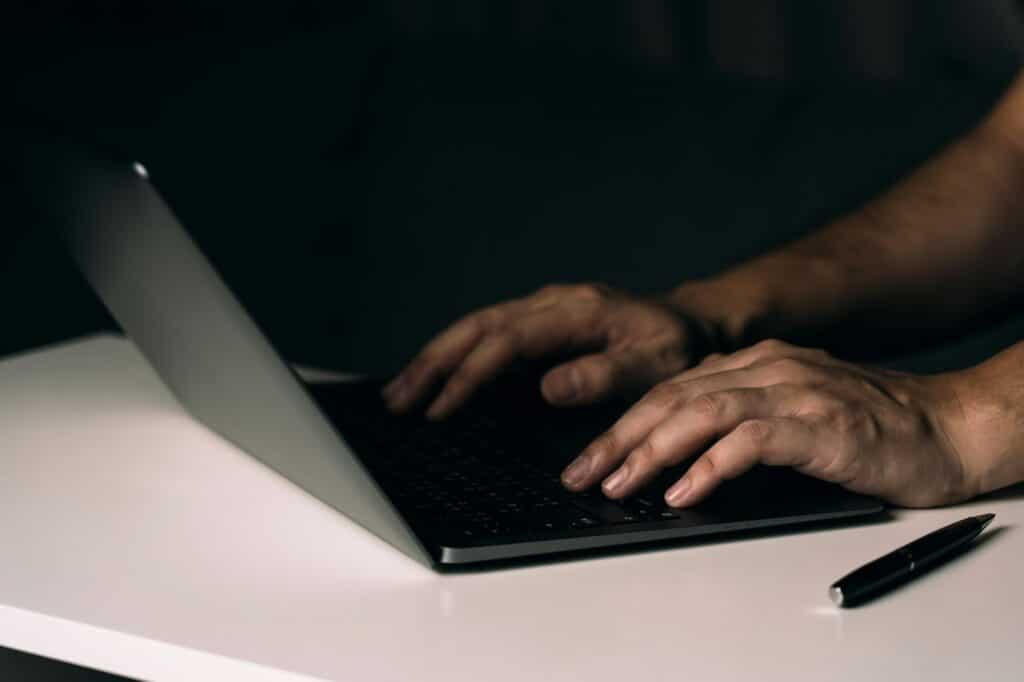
[1,335,1021,681]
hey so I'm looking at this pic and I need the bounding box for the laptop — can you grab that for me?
[23,134,884,569]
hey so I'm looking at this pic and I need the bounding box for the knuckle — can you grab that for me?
[573,358,609,393]
[493,327,522,350]
[588,430,619,461]
[536,283,568,297]
[692,453,719,480]
[644,431,678,464]
[627,440,659,468]
[474,307,506,330]
[831,433,857,469]
[572,282,610,301]
[830,406,870,437]
[408,352,441,380]
[736,419,774,448]
[645,384,682,410]
[443,370,473,395]
[567,299,604,331]
[690,392,726,419]
[755,338,789,354]
[803,390,842,416]
[458,313,487,337]
[768,357,818,383]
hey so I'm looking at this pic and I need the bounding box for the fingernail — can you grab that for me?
[561,456,590,488]
[665,477,692,507]
[602,465,629,495]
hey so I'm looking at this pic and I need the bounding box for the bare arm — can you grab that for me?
[671,73,1024,356]
[390,73,1024,418]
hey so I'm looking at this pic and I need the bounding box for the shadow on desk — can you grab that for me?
[976,481,1024,502]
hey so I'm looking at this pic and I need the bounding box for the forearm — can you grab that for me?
[944,340,1024,497]
[668,75,1024,355]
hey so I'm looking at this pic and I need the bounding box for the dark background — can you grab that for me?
[5,0,1024,375]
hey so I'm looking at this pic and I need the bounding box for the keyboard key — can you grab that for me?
[534,519,565,532]
[570,515,602,529]
[311,382,688,541]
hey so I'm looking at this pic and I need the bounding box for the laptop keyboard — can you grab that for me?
[368,418,681,539]
[310,382,682,543]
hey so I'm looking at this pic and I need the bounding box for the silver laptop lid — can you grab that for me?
[38,140,431,567]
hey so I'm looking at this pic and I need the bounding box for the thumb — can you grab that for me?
[541,350,651,406]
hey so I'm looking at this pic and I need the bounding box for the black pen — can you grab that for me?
[829,513,995,607]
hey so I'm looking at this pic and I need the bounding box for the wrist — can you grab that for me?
[931,364,1023,498]
[664,277,769,353]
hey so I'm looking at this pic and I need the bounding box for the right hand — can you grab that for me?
[382,283,720,419]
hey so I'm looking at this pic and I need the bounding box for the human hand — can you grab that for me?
[383,283,718,419]
[560,339,976,508]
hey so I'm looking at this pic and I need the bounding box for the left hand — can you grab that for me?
[560,339,975,508]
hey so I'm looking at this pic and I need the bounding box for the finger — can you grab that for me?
[560,366,794,490]
[602,386,794,498]
[424,334,519,419]
[664,417,816,507]
[386,299,560,411]
[561,389,682,490]
[384,307,505,411]
[541,348,657,406]
[419,301,611,417]
[423,304,603,418]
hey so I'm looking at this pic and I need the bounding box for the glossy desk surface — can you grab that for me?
[1,336,1020,681]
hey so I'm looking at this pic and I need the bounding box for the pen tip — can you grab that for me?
[978,513,995,528]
